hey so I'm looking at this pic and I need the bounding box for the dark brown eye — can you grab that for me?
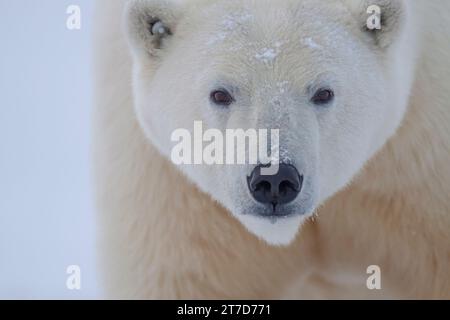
[210,90,234,106]
[312,88,334,105]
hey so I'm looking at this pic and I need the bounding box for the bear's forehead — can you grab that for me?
[190,0,358,64]
[174,0,364,90]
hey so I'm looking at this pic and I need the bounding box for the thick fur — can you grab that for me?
[93,0,450,298]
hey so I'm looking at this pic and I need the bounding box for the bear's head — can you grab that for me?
[125,0,414,245]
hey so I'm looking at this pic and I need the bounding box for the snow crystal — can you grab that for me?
[255,47,279,63]
[207,13,253,46]
[302,37,322,50]
[277,81,290,94]
[222,13,253,31]
[207,32,228,46]
[279,149,292,164]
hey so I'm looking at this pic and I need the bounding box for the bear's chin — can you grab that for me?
[235,214,306,246]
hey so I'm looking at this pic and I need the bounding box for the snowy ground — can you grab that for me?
[0,0,99,299]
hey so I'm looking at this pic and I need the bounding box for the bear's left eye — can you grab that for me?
[311,88,334,105]
[210,89,234,107]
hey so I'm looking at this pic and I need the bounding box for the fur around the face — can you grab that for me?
[93,0,450,298]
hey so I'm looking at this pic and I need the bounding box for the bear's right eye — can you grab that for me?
[210,89,234,107]
[311,88,334,106]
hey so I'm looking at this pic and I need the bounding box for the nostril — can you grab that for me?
[279,180,297,196]
[254,181,271,193]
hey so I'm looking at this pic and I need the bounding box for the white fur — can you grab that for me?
[94,0,450,298]
[125,0,417,244]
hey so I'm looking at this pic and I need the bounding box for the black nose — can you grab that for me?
[247,164,303,208]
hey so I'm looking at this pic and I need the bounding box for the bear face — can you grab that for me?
[125,0,413,245]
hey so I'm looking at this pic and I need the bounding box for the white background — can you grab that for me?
[0,0,99,299]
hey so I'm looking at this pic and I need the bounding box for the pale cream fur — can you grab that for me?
[93,0,450,299]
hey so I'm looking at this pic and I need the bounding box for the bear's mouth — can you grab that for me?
[244,203,302,221]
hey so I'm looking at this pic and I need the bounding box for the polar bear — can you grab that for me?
[93,0,450,299]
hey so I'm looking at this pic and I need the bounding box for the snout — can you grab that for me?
[247,164,303,214]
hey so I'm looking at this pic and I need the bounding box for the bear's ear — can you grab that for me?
[348,0,407,49]
[125,0,181,57]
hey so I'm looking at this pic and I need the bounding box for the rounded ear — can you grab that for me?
[125,0,181,57]
[347,0,407,49]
